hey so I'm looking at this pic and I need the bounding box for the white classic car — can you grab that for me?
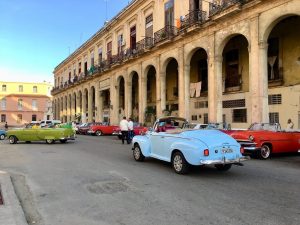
[132,117,249,174]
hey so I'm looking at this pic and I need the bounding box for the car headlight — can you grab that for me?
[249,135,254,141]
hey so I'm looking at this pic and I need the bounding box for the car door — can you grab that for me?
[149,131,167,160]
[22,129,38,141]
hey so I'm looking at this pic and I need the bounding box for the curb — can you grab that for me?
[0,171,28,225]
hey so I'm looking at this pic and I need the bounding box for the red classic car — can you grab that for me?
[224,123,300,159]
[87,123,119,136]
[77,123,94,135]
[112,122,148,139]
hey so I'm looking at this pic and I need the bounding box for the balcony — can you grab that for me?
[180,10,207,29]
[154,25,178,45]
[209,0,247,17]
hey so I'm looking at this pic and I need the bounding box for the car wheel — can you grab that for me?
[0,134,5,140]
[60,140,67,143]
[46,139,54,144]
[9,136,17,144]
[133,144,145,162]
[96,130,102,136]
[215,164,232,171]
[260,144,271,159]
[172,151,189,174]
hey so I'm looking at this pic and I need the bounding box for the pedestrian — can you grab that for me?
[128,118,134,143]
[119,116,129,144]
[286,118,294,130]
[4,122,8,131]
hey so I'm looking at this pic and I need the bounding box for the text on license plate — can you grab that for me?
[222,148,233,153]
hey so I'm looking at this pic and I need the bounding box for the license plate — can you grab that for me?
[222,148,233,153]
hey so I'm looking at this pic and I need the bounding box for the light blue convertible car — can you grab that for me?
[0,130,6,140]
[132,117,249,174]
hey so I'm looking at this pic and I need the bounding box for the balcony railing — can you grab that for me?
[209,0,246,17]
[154,25,178,44]
[180,10,207,29]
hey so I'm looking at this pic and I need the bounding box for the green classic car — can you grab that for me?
[6,128,75,144]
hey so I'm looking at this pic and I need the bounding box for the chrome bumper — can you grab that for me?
[112,131,121,135]
[200,156,250,165]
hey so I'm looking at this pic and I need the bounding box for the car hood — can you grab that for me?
[182,130,238,146]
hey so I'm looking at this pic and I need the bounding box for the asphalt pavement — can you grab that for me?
[0,135,299,225]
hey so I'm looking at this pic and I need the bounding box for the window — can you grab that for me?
[195,101,208,109]
[269,112,279,123]
[1,98,6,110]
[18,99,23,110]
[33,86,37,93]
[32,99,37,110]
[98,48,103,64]
[130,26,136,50]
[2,84,7,92]
[268,94,282,105]
[165,0,174,26]
[1,114,6,122]
[232,109,247,123]
[107,41,112,61]
[118,34,123,55]
[223,99,245,108]
[19,85,23,92]
[204,113,208,124]
[191,115,197,121]
[145,14,153,47]
[78,62,82,74]
[17,114,22,124]
[90,51,94,67]
[32,114,37,121]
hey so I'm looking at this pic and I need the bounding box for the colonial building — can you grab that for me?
[0,81,53,127]
[52,0,300,128]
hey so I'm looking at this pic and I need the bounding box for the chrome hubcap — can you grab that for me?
[173,155,183,172]
[261,146,270,158]
[134,147,140,159]
[9,137,14,143]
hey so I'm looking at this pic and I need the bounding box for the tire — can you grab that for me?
[259,144,271,159]
[133,144,145,162]
[95,130,102,136]
[9,136,17,144]
[46,139,54,144]
[0,134,5,140]
[215,164,232,171]
[60,140,67,143]
[171,151,190,174]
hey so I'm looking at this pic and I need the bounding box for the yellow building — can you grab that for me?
[0,81,53,127]
[52,0,300,129]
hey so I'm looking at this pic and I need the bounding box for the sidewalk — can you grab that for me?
[0,171,27,225]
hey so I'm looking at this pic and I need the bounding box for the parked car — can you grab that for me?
[112,122,148,139]
[40,120,61,128]
[224,123,300,159]
[88,123,119,136]
[6,127,75,144]
[77,123,93,135]
[132,117,248,174]
[0,130,6,140]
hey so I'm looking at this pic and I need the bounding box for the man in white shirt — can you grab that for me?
[119,116,128,144]
[128,118,134,143]
[286,118,294,130]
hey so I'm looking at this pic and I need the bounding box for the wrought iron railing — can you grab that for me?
[209,0,245,17]
[154,25,178,44]
[180,10,207,29]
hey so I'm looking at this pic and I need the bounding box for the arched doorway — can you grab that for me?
[145,65,157,125]
[165,58,179,116]
[118,76,125,121]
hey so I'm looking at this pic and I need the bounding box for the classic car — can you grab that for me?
[6,127,75,144]
[77,123,94,135]
[88,123,119,136]
[112,122,148,139]
[131,117,248,174]
[188,123,208,129]
[0,130,6,140]
[225,123,300,159]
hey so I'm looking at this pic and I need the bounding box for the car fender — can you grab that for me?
[132,135,151,157]
[169,139,208,165]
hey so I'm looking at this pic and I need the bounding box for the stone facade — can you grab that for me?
[52,0,300,128]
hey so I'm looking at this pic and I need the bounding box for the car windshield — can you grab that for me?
[207,123,230,130]
[154,117,188,132]
[249,123,281,131]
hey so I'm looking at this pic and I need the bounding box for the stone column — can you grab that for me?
[95,85,100,122]
[156,58,162,117]
[110,76,119,125]
[76,93,81,121]
[160,72,166,117]
[98,91,104,122]
[88,88,93,122]
[178,47,185,118]
[184,65,191,120]
[250,16,269,123]
[82,91,87,123]
[139,75,147,124]
[71,94,76,121]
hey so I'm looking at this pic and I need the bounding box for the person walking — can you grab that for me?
[286,118,294,130]
[4,122,8,131]
[119,116,129,144]
[127,118,134,143]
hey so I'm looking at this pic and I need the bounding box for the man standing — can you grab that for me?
[4,122,8,131]
[128,118,134,143]
[119,116,128,144]
[286,118,294,130]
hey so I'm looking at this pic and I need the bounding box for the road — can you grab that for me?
[0,135,299,225]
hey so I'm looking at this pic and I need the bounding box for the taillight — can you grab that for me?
[240,146,245,154]
[204,149,209,156]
